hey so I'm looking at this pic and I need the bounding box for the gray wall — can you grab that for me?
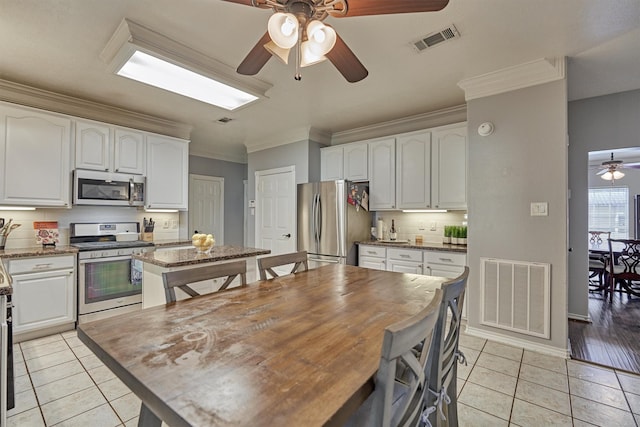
[567,89,640,318]
[189,155,247,245]
[467,79,569,352]
[247,140,321,246]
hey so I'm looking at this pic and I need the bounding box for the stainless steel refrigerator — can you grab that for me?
[297,180,371,268]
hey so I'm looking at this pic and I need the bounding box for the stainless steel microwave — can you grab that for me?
[73,170,145,206]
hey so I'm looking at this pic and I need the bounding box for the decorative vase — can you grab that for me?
[459,238,467,245]
[443,236,451,244]
[451,237,459,245]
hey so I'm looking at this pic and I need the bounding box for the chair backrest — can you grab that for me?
[257,251,308,280]
[608,239,640,281]
[425,267,469,424]
[589,230,611,245]
[162,260,247,303]
[370,288,442,427]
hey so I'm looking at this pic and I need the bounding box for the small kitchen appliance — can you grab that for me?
[70,222,154,323]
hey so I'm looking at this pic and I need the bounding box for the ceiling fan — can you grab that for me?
[596,152,640,181]
[222,0,450,83]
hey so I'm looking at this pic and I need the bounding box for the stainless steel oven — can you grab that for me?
[71,222,154,323]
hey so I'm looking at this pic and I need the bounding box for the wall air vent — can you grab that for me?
[216,117,233,124]
[412,24,460,53]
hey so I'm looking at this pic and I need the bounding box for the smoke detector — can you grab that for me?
[411,24,460,52]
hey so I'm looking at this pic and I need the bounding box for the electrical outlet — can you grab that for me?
[418,221,426,231]
[430,222,437,231]
[171,220,178,229]
[163,220,170,229]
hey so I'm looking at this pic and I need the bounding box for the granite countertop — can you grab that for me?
[133,245,271,268]
[0,245,79,259]
[357,240,467,253]
[152,239,194,248]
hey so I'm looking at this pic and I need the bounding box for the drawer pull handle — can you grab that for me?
[439,258,453,262]
[400,254,411,258]
[33,263,53,270]
[367,251,377,255]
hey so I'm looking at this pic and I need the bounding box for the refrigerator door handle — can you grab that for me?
[317,194,322,241]
[312,193,319,244]
[309,257,340,264]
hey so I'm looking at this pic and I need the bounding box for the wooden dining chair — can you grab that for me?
[607,239,640,298]
[257,251,308,280]
[344,288,443,427]
[423,267,469,427]
[161,260,247,303]
[588,231,610,292]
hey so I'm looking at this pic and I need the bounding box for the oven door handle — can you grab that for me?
[79,255,134,265]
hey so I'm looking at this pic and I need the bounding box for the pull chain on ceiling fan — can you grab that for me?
[224,0,450,82]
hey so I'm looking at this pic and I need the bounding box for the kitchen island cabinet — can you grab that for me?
[134,245,270,308]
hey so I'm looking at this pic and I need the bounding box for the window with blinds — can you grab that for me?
[588,186,629,239]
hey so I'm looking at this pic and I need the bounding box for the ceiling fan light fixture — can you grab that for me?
[300,43,327,67]
[268,13,299,49]
[305,21,337,56]
[601,169,625,181]
[264,41,291,64]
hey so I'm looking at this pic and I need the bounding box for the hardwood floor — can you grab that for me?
[569,289,640,374]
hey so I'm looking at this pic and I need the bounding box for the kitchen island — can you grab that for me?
[133,245,270,308]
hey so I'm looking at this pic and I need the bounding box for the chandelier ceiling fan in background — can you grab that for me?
[596,152,640,182]
[223,0,450,82]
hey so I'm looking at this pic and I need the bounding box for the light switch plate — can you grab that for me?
[530,202,548,216]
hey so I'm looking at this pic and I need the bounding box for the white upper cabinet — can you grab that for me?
[114,128,145,174]
[343,142,368,181]
[396,131,431,209]
[75,120,145,175]
[431,124,468,209]
[320,146,344,181]
[146,134,189,210]
[320,142,368,181]
[0,104,72,207]
[75,120,111,171]
[368,138,396,210]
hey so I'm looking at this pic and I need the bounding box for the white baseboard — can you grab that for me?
[465,326,570,359]
[568,313,591,322]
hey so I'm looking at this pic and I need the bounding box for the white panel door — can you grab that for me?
[189,174,224,244]
[255,166,296,260]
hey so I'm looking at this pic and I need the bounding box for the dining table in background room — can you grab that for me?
[78,264,446,427]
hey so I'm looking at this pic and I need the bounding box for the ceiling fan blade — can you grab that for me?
[624,162,640,169]
[326,35,368,83]
[219,0,269,8]
[237,32,273,76]
[596,169,609,175]
[329,0,449,17]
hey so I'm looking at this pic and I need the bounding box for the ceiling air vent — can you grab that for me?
[412,24,460,53]
[216,117,233,124]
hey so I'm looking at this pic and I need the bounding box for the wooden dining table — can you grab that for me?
[78,264,445,427]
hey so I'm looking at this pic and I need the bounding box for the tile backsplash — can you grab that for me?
[0,206,180,249]
[372,211,467,243]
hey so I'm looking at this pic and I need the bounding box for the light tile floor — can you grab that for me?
[7,330,640,426]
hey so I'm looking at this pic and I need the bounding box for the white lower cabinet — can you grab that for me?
[7,255,76,339]
[359,245,468,317]
[358,245,386,270]
[386,248,423,274]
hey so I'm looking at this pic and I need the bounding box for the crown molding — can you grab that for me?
[189,146,247,164]
[330,104,467,145]
[245,126,329,153]
[457,57,566,101]
[0,79,192,139]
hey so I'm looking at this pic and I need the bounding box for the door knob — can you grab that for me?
[283,233,291,238]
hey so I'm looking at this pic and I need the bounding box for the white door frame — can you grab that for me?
[255,165,296,252]
[189,174,224,244]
